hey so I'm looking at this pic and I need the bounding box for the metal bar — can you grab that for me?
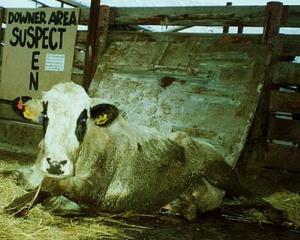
[55,0,87,8]
[29,0,49,7]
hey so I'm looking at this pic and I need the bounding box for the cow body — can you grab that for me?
[10,82,227,218]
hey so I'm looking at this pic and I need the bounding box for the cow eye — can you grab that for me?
[75,109,88,142]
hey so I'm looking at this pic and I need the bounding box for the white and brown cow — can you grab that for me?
[7,82,231,219]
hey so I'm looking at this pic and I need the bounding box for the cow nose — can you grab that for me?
[46,158,67,175]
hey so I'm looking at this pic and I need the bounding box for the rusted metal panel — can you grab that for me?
[270,91,300,113]
[274,62,300,85]
[113,6,266,27]
[89,38,271,166]
[268,116,300,143]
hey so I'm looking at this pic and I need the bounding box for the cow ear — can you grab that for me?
[90,104,119,127]
[12,97,43,122]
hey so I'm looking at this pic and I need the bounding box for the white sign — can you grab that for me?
[45,54,65,72]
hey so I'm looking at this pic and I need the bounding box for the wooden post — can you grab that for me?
[223,2,232,34]
[92,5,112,78]
[262,1,283,44]
[0,7,4,63]
[82,0,101,92]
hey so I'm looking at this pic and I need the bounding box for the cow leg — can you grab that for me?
[40,175,95,205]
[0,164,44,190]
[168,178,224,221]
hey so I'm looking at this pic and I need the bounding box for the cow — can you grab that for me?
[5,82,234,220]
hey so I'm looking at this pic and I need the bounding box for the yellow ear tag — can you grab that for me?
[95,113,108,125]
[23,105,35,120]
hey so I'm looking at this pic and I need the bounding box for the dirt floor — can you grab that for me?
[1,157,300,240]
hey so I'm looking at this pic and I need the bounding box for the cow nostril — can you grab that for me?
[60,160,67,166]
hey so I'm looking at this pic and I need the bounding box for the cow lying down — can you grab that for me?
[5,82,234,220]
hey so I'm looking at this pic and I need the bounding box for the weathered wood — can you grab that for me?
[0,102,25,122]
[107,31,262,43]
[263,144,300,173]
[223,2,232,34]
[270,91,300,113]
[0,119,42,149]
[262,1,283,44]
[91,5,111,82]
[82,0,101,91]
[113,6,266,27]
[274,62,300,85]
[281,5,300,27]
[268,116,300,142]
[280,34,300,56]
[0,7,4,62]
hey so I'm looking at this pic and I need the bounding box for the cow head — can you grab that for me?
[12,83,119,177]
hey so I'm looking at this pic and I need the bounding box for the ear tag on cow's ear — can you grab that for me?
[94,113,108,126]
[23,105,35,120]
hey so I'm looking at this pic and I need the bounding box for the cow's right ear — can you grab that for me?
[12,97,43,122]
[90,104,119,127]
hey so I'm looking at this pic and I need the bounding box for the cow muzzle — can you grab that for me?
[46,158,67,175]
[43,157,73,176]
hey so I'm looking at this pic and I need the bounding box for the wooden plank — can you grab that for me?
[281,5,300,27]
[263,144,300,172]
[113,6,266,27]
[280,35,300,56]
[0,102,26,122]
[270,91,300,113]
[268,116,300,142]
[107,31,262,43]
[0,119,42,149]
[274,62,300,85]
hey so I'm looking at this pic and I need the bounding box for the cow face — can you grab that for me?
[12,83,119,177]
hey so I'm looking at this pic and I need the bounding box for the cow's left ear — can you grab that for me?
[90,104,119,127]
[12,97,43,122]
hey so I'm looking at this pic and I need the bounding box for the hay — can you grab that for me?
[263,192,300,228]
[0,161,148,240]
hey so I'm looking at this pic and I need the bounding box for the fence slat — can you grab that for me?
[113,6,266,27]
[274,62,300,85]
[268,116,300,142]
[263,144,300,172]
[270,91,300,113]
[281,5,300,27]
[280,35,300,56]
